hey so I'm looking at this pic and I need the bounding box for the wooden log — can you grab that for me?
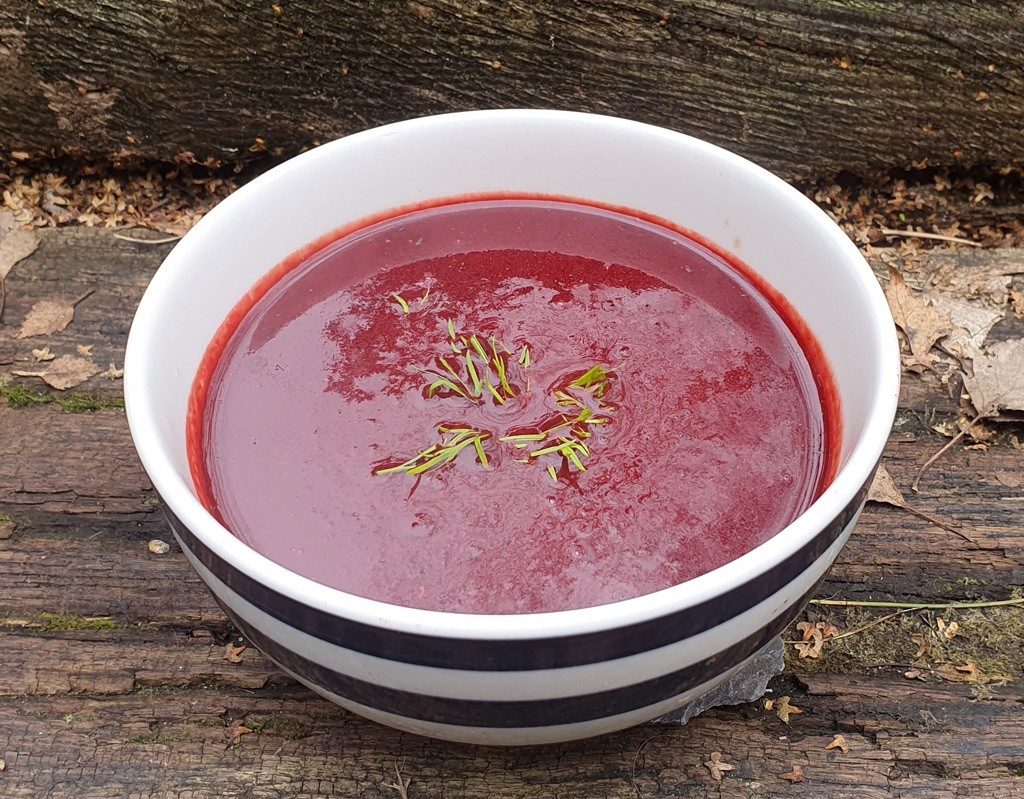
[1,1,1023,176]
[0,677,1022,798]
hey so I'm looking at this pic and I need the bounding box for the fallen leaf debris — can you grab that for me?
[884,266,953,372]
[704,752,736,781]
[774,696,803,724]
[12,354,101,390]
[825,734,850,753]
[793,620,841,659]
[224,643,247,664]
[16,299,75,339]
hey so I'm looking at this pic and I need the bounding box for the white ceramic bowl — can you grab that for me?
[124,109,899,745]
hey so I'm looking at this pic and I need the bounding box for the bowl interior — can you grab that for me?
[125,109,898,626]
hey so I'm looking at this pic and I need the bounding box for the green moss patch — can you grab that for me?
[0,382,124,412]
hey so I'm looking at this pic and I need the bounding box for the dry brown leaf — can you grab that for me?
[928,292,1004,358]
[704,752,736,781]
[794,622,824,659]
[776,696,803,724]
[911,632,932,659]
[934,662,979,683]
[0,209,41,279]
[31,345,55,362]
[16,299,75,339]
[778,764,806,783]
[885,266,953,371]
[963,339,1024,417]
[956,662,978,681]
[870,463,973,542]
[995,471,1022,488]
[763,699,774,711]
[937,618,959,640]
[825,734,849,753]
[76,344,94,356]
[229,724,254,745]
[867,464,905,506]
[1010,288,1024,318]
[927,262,1017,312]
[904,669,926,681]
[11,355,101,390]
[224,643,247,664]
[793,621,841,660]
[100,362,124,379]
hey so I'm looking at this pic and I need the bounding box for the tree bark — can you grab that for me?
[1,1,1023,176]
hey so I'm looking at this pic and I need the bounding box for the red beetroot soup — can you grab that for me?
[189,198,837,614]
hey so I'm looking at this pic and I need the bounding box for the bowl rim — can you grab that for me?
[124,108,900,640]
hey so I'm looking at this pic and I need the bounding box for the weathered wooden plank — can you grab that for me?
[0,631,284,696]
[1,1,1023,176]
[0,676,1021,798]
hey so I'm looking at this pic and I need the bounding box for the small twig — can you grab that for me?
[879,227,982,247]
[71,289,95,308]
[911,407,994,493]
[875,662,952,674]
[899,503,977,544]
[112,230,182,245]
[631,733,658,799]
[383,759,410,799]
[810,597,1024,610]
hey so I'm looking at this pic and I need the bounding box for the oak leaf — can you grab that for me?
[778,764,806,783]
[885,267,953,371]
[704,752,736,781]
[11,355,100,390]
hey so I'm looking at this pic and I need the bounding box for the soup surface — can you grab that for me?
[190,198,834,613]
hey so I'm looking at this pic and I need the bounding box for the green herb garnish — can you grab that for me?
[373,301,617,487]
[373,424,491,477]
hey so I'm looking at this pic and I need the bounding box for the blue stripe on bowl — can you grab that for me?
[220,577,823,729]
[163,469,870,672]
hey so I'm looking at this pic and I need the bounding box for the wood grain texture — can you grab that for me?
[1,229,1023,796]
[1,1,1023,175]
[0,679,1022,798]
